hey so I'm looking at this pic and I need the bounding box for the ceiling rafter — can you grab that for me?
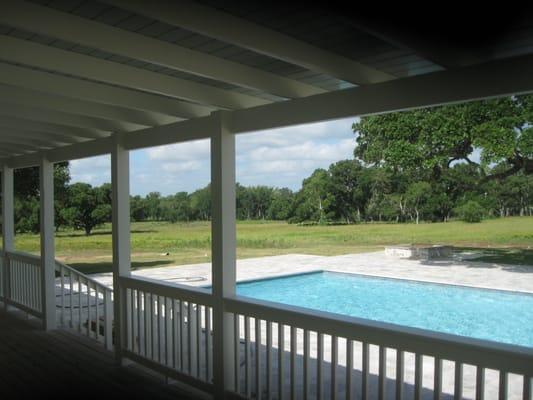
[0,63,212,120]
[0,127,83,146]
[104,0,395,85]
[0,85,161,128]
[0,36,270,110]
[1,0,325,99]
[0,116,107,141]
[0,102,147,133]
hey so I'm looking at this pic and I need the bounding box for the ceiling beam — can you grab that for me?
[5,53,533,169]
[0,128,81,146]
[0,133,58,149]
[0,116,107,140]
[0,102,143,133]
[0,36,269,110]
[0,141,38,155]
[230,54,533,133]
[0,63,213,120]
[0,85,162,127]
[105,0,395,85]
[2,0,324,99]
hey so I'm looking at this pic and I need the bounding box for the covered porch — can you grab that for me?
[1,1,533,399]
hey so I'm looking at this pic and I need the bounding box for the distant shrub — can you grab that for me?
[456,200,486,223]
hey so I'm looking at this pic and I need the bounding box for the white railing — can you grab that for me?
[225,296,533,400]
[55,260,114,350]
[1,250,42,317]
[120,275,214,393]
[1,252,532,399]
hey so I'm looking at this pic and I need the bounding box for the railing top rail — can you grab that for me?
[120,275,213,306]
[55,259,111,292]
[225,295,533,376]
[5,250,41,264]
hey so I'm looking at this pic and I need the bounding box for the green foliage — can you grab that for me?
[60,183,111,235]
[353,95,533,180]
[455,200,486,223]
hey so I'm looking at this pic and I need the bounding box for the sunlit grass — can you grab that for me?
[9,216,533,274]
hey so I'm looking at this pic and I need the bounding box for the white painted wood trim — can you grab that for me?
[39,157,56,330]
[211,111,237,397]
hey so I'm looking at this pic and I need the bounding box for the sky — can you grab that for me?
[69,117,358,196]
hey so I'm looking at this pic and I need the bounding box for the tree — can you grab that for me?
[405,182,431,224]
[291,169,333,223]
[12,162,70,232]
[353,95,533,182]
[267,188,294,220]
[61,183,111,235]
[190,185,211,221]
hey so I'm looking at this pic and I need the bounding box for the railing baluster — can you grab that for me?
[151,293,157,360]
[476,366,485,400]
[172,299,178,369]
[104,289,113,350]
[256,318,262,400]
[188,301,193,374]
[267,321,273,400]
[60,266,65,326]
[379,346,386,400]
[524,376,531,400]
[331,335,338,400]
[158,295,163,364]
[291,326,297,400]
[415,354,423,400]
[346,339,353,400]
[245,315,251,399]
[78,275,82,332]
[196,303,201,377]
[362,343,369,400]
[95,284,100,341]
[234,314,240,393]
[129,288,134,347]
[396,350,404,400]
[180,300,185,370]
[205,306,211,382]
[317,333,323,400]
[69,270,73,328]
[499,371,508,400]
[455,362,463,400]
[137,288,142,354]
[434,358,442,400]
[279,322,285,400]
[303,329,310,400]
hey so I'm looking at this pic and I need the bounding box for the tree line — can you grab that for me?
[7,94,533,234]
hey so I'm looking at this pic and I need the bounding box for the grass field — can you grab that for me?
[10,216,533,274]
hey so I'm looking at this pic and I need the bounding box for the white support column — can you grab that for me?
[1,166,14,307]
[40,157,56,330]
[211,111,236,399]
[111,132,131,363]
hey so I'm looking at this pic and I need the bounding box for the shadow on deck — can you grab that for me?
[0,308,198,399]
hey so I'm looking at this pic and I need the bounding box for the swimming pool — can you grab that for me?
[236,271,533,348]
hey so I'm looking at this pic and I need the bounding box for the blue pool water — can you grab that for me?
[236,272,533,348]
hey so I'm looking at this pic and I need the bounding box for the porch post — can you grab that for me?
[40,157,56,330]
[111,132,131,363]
[1,166,14,308]
[211,111,236,399]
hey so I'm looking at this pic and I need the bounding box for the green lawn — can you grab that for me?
[9,216,533,274]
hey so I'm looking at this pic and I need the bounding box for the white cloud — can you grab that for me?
[147,139,210,161]
[70,117,359,194]
[69,155,110,186]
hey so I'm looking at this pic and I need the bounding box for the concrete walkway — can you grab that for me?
[91,250,533,294]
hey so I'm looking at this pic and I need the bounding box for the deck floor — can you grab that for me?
[0,308,197,398]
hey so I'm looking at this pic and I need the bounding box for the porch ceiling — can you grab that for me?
[0,0,533,164]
